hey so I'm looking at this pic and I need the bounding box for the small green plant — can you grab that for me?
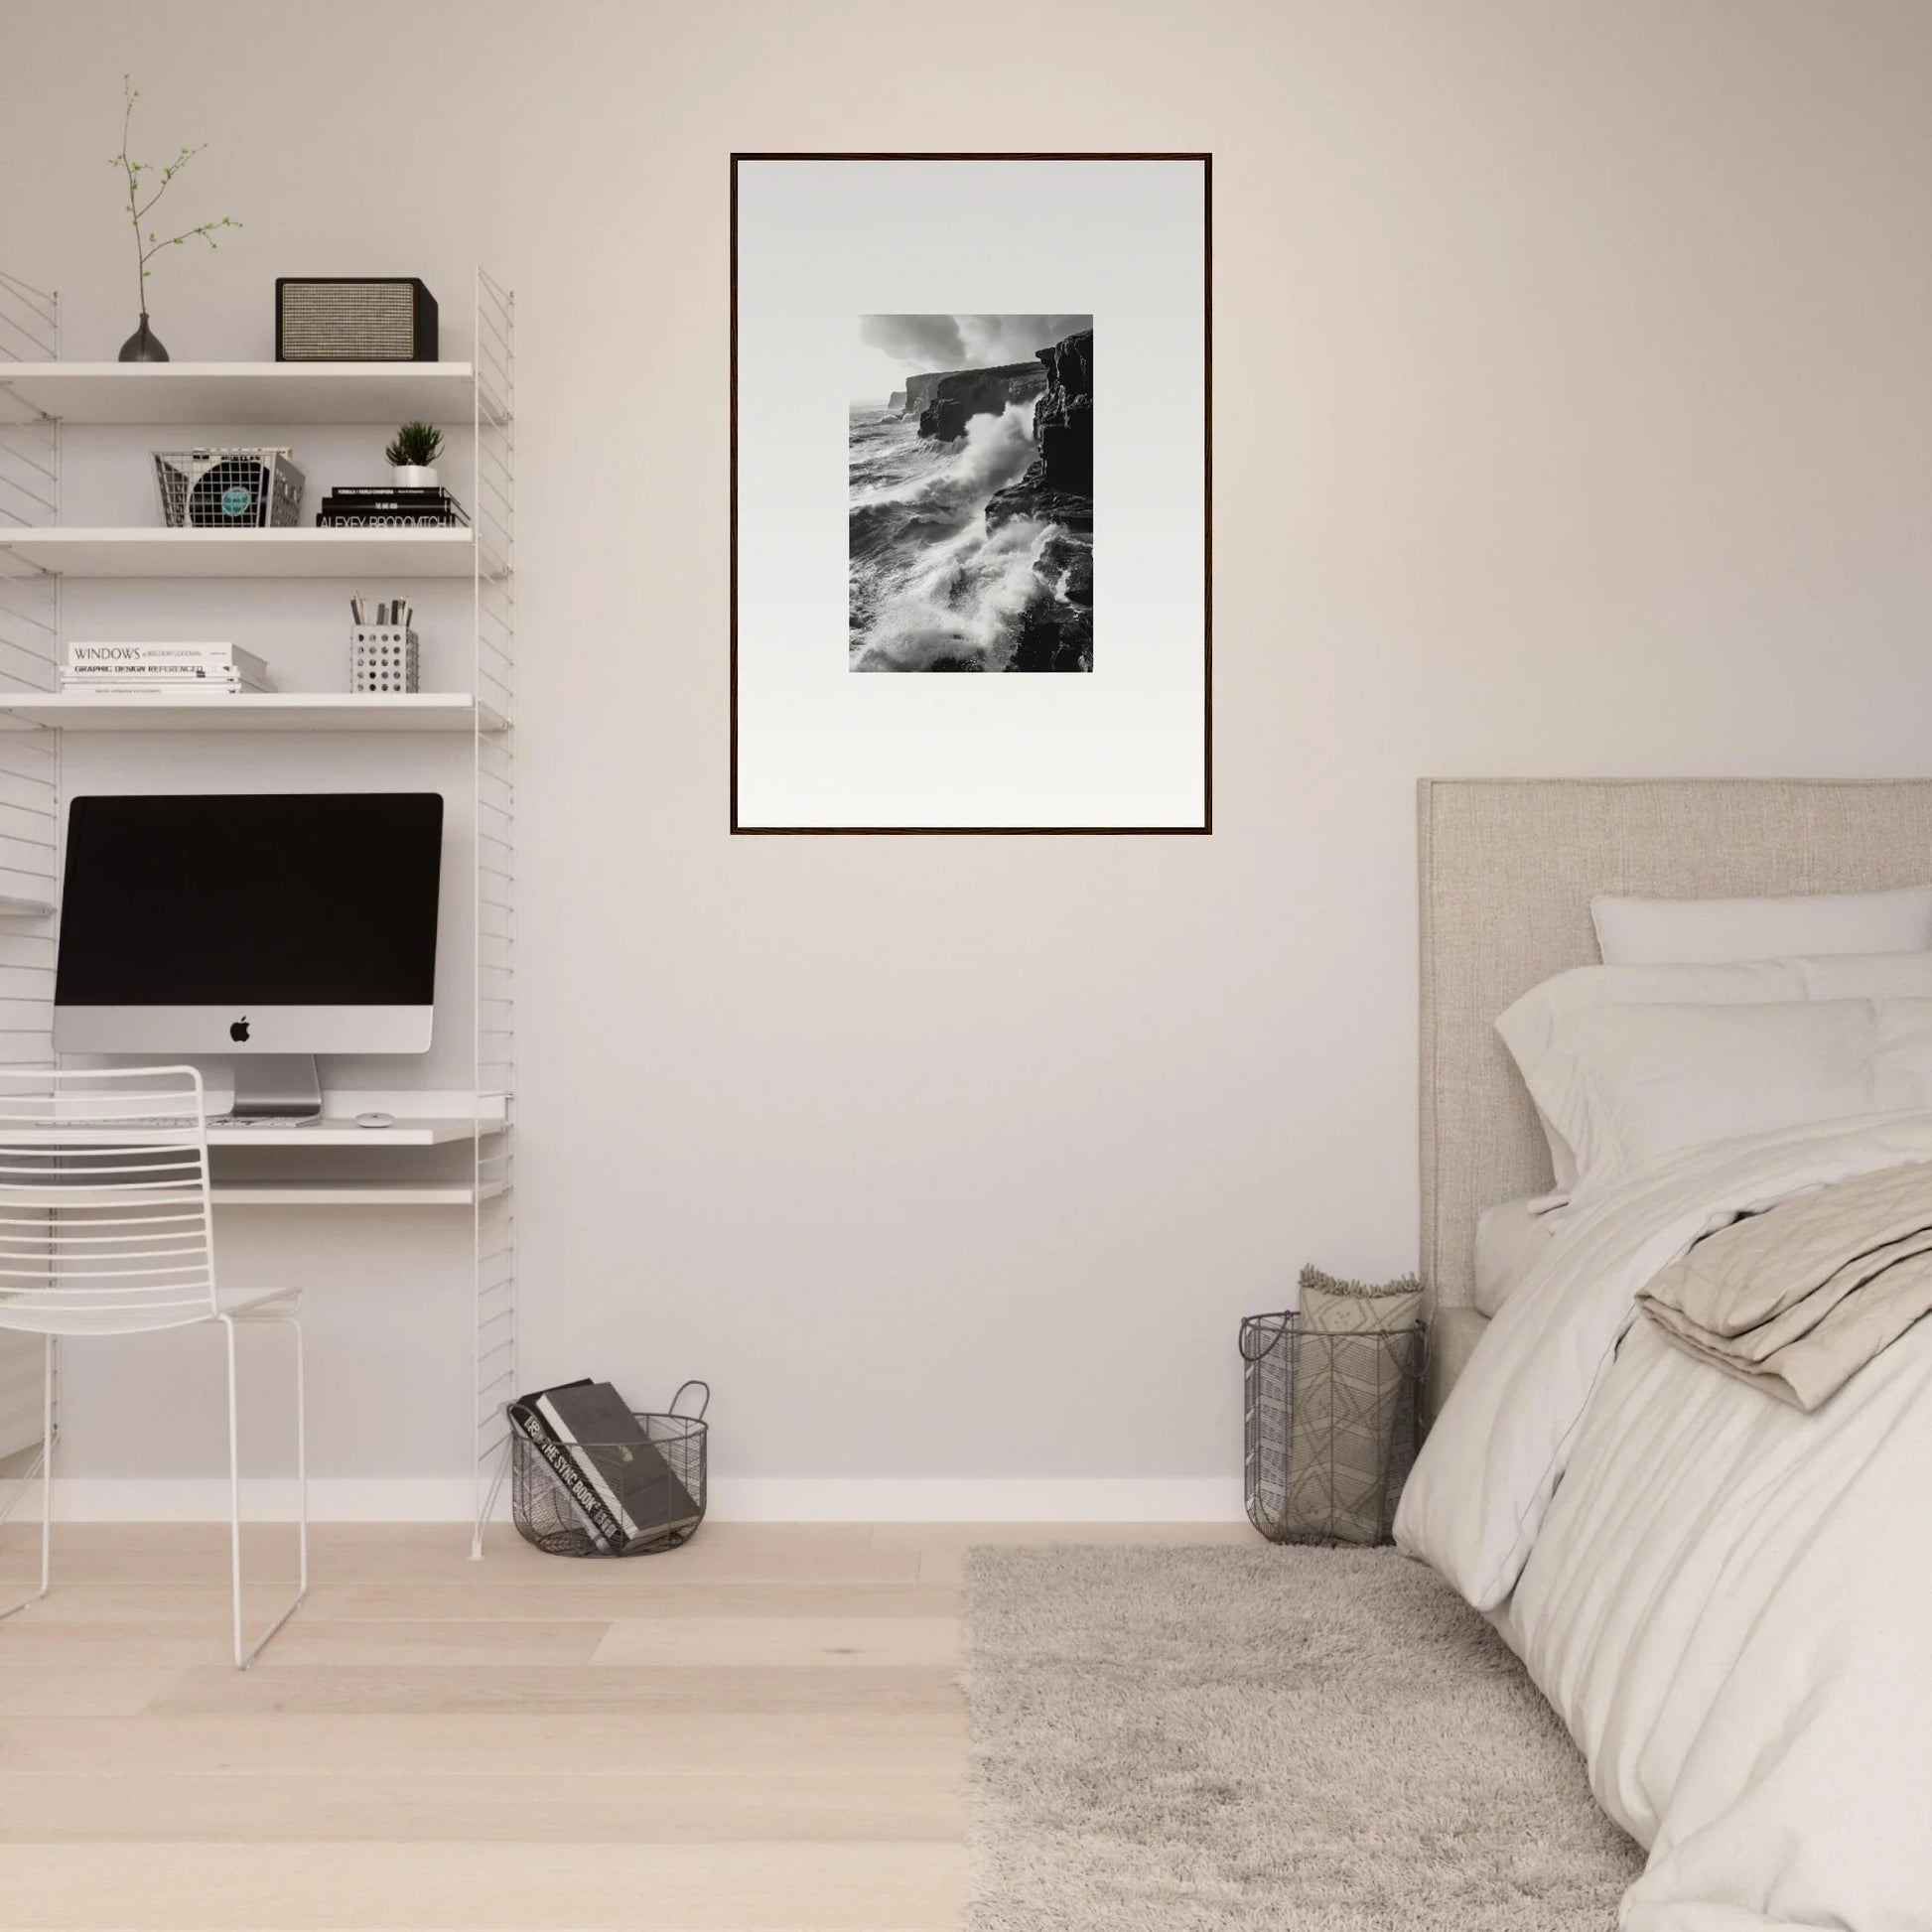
[384,421,445,468]
[111,75,240,313]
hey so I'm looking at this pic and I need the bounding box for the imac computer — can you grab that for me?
[54,792,445,1118]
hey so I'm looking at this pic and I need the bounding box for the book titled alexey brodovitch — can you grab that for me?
[317,484,470,529]
[509,1379,703,1555]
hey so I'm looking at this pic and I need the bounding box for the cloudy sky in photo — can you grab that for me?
[852,314,1090,401]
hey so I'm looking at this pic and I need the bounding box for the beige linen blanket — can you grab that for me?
[1638,1159,1932,1410]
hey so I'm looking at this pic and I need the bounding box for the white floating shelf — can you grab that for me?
[0,527,482,579]
[212,1180,504,1208]
[0,692,504,734]
[0,360,489,427]
[5,1118,486,1149]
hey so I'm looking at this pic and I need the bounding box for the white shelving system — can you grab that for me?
[0,267,517,1552]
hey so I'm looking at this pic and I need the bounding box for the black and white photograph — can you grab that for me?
[733,153,1209,831]
[848,315,1092,674]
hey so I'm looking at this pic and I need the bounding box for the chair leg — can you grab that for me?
[219,1312,308,1670]
[0,1334,55,1624]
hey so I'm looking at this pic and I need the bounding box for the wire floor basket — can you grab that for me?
[1242,1312,1423,1547]
[510,1381,708,1558]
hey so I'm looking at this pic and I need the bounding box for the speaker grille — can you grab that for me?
[278,281,429,360]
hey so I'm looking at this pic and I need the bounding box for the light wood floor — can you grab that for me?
[0,1520,1251,1931]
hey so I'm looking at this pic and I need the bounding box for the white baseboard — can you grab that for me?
[26,1475,1247,1525]
[709,1478,1246,1522]
[38,1478,486,1523]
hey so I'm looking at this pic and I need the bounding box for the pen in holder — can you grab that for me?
[350,625,420,694]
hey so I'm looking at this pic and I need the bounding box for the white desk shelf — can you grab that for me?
[0,265,518,1558]
[0,526,483,579]
[0,692,505,734]
[0,360,492,427]
[212,1180,508,1208]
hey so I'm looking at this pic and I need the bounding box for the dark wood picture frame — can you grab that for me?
[730,152,1213,836]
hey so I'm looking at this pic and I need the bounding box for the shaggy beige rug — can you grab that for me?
[962,1545,1642,1930]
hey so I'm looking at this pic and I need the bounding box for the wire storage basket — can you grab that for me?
[1242,1312,1423,1547]
[153,447,305,528]
[510,1381,708,1558]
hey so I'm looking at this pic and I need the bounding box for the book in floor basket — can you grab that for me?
[508,1379,619,1550]
[509,1379,702,1553]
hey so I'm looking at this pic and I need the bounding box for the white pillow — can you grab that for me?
[1496,952,1932,1193]
[1503,996,1932,1199]
[1590,885,1932,965]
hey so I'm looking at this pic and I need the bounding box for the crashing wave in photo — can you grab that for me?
[848,314,1093,673]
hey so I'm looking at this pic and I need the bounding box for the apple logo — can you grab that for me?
[229,1018,250,1043]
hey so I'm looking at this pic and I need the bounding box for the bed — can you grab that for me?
[1397,777,1932,1930]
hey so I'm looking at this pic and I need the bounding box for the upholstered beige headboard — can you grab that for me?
[1419,777,1932,1311]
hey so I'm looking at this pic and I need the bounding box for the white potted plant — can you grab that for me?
[384,421,443,488]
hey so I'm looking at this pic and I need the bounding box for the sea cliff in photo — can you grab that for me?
[915,361,1046,441]
[849,315,1093,673]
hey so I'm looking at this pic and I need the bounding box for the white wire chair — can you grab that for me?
[0,1065,306,1667]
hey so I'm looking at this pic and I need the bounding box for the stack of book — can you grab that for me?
[509,1379,704,1555]
[64,642,273,694]
[316,485,470,529]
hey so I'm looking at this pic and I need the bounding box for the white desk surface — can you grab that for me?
[209,1116,488,1148]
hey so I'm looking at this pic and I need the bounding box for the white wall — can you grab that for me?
[5,0,1931,1515]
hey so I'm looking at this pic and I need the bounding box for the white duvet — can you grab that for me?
[1396,1112,1932,1930]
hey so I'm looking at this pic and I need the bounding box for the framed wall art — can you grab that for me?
[731,153,1212,834]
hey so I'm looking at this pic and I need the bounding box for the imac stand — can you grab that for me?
[229,1055,323,1120]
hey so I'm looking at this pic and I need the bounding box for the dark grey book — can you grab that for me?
[316,512,469,528]
[319,494,468,519]
[534,1381,700,1549]
[509,1379,620,1550]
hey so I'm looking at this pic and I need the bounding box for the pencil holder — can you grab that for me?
[350,626,420,694]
